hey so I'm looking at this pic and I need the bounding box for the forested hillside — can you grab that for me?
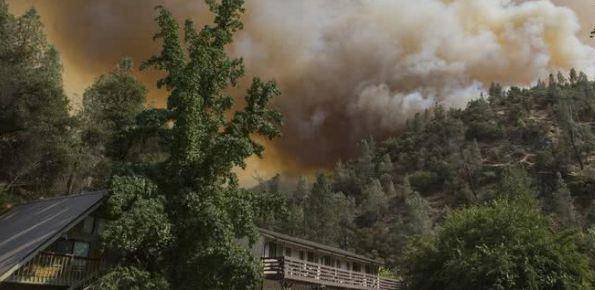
[256,71,595,274]
[2,0,595,288]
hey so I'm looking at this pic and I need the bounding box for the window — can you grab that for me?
[49,239,73,255]
[353,263,361,272]
[267,242,278,257]
[73,241,90,257]
[307,252,317,263]
[365,264,372,274]
[322,255,331,266]
[285,247,292,257]
[299,251,305,260]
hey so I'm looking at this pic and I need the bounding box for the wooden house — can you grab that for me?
[254,229,400,290]
[0,191,107,290]
[0,192,400,290]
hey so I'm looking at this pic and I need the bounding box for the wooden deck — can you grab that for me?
[7,252,102,286]
[263,257,401,290]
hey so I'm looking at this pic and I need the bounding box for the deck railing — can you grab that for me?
[7,252,103,286]
[263,256,401,290]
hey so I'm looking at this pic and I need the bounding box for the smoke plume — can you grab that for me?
[7,0,595,183]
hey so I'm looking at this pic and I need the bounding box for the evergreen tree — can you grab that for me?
[79,58,147,188]
[305,173,353,246]
[552,173,577,227]
[556,93,593,170]
[0,1,73,202]
[404,192,432,236]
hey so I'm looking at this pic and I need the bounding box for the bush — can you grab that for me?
[408,171,441,194]
[403,196,593,290]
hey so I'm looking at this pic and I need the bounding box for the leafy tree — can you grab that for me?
[0,1,73,201]
[98,1,282,289]
[404,195,593,290]
[91,266,169,290]
[101,176,171,269]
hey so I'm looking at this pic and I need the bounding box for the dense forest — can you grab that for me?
[1,0,595,289]
[255,73,595,287]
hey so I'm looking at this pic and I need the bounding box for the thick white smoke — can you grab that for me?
[229,0,595,168]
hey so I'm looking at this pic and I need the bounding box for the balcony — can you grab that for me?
[263,256,401,290]
[7,252,103,286]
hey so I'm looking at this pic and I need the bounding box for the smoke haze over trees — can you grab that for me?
[6,0,595,179]
[3,0,595,289]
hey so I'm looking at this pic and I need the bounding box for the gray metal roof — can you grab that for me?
[258,228,382,264]
[0,191,106,280]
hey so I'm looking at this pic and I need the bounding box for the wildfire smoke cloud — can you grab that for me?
[7,0,595,182]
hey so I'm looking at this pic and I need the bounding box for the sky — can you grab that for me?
[7,0,595,186]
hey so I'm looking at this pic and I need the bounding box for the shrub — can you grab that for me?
[403,196,593,290]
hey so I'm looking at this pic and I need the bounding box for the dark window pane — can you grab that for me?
[49,239,73,255]
[73,241,90,257]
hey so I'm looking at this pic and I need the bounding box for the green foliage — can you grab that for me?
[259,70,595,276]
[90,266,169,290]
[101,176,171,262]
[408,171,440,194]
[404,192,432,236]
[551,173,578,228]
[79,58,147,187]
[97,1,282,289]
[0,1,73,199]
[404,196,593,290]
[305,173,354,246]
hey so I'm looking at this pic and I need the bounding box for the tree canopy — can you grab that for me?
[404,195,592,290]
[94,1,282,289]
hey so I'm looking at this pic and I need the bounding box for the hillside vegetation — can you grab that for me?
[256,71,595,283]
[2,0,595,288]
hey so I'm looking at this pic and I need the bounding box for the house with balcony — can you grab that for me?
[254,229,400,290]
[0,192,400,290]
[0,191,107,290]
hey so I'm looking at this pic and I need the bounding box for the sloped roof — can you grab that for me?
[258,228,381,264]
[0,191,106,280]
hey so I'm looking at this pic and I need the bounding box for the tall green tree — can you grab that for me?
[305,173,354,247]
[0,1,73,202]
[79,58,147,188]
[98,1,282,289]
[552,173,578,227]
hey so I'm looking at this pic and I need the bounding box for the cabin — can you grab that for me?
[0,191,107,290]
[0,192,400,290]
[254,229,400,290]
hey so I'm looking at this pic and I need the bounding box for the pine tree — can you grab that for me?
[79,58,147,188]
[405,192,432,236]
[0,1,73,201]
[556,93,593,170]
[552,173,577,227]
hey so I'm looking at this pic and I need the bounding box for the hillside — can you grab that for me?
[256,69,595,269]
